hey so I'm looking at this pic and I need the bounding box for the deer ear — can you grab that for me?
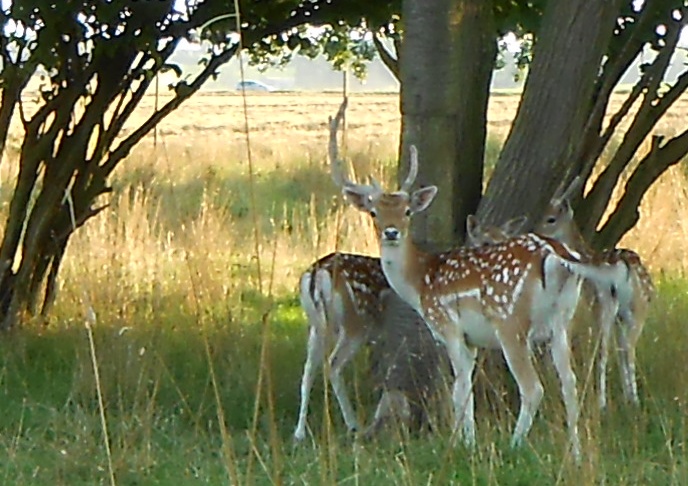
[342,186,374,212]
[503,215,528,235]
[465,214,480,238]
[410,186,438,214]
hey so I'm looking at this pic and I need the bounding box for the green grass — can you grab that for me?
[0,273,686,485]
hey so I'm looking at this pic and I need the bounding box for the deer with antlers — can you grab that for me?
[327,100,630,460]
[535,177,655,409]
[294,100,452,442]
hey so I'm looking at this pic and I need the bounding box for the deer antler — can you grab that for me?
[561,175,582,201]
[328,98,381,198]
[400,145,419,192]
[329,97,349,187]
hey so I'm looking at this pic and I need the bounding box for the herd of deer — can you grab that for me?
[292,99,655,461]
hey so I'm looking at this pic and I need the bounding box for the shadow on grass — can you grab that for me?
[0,276,687,483]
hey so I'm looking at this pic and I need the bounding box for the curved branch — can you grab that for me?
[579,58,653,183]
[572,3,656,177]
[595,130,688,248]
[373,33,399,80]
[581,17,688,237]
[101,43,240,176]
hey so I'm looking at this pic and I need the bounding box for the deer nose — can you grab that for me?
[383,227,400,241]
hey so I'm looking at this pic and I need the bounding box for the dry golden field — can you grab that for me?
[6,89,688,309]
[112,90,688,275]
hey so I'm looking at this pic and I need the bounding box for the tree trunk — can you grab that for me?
[400,0,496,249]
[476,0,624,226]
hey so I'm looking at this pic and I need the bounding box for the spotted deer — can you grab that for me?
[328,102,628,460]
[361,216,528,438]
[293,252,389,441]
[535,177,655,408]
[295,100,450,441]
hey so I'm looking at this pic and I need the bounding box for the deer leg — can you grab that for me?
[294,325,326,441]
[616,309,641,405]
[550,324,581,462]
[328,331,364,433]
[595,289,618,411]
[499,331,544,449]
[444,335,477,447]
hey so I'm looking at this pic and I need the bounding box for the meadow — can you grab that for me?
[0,90,687,485]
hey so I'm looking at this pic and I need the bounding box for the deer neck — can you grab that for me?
[560,223,594,257]
[378,238,427,314]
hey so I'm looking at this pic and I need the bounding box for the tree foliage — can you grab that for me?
[0,0,398,328]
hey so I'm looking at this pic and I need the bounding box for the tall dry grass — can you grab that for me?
[0,91,686,484]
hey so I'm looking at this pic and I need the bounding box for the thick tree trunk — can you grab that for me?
[477,0,624,226]
[400,0,496,249]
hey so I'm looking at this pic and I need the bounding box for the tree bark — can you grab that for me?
[477,0,624,227]
[400,0,496,249]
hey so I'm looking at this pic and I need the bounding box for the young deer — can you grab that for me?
[294,251,389,441]
[535,178,655,408]
[465,214,528,248]
[329,103,626,460]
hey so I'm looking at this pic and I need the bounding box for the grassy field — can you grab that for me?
[0,91,687,485]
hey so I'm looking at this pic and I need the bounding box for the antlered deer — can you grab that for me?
[294,100,450,441]
[328,99,628,460]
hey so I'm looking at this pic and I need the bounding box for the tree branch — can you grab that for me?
[581,14,688,236]
[101,42,240,176]
[373,33,399,80]
[596,129,688,248]
[573,2,654,178]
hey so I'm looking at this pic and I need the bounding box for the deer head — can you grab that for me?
[465,214,529,248]
[536,176,582,240]
[329,99,438,248]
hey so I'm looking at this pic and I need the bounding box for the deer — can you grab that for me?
[294,250,452,442]
[535,177,655,409]
[465,214,528,248]
[293,251,389,441]
[294,100,449,442]
[327,100,628,461]
[360,215,531,439]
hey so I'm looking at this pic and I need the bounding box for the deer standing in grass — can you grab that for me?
[294,249,451,442]
[294,100,448,442]
[293,252,388,441]
[329,102,628,461]
[362,216,530,439]
[535,178,655,409]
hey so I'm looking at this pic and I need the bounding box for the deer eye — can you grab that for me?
[370,209,377,218]
[405,208,412,217]
[546,216,557,224]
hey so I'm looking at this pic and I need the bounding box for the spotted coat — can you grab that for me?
[303,252,389,328]
[417,233,586,331]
